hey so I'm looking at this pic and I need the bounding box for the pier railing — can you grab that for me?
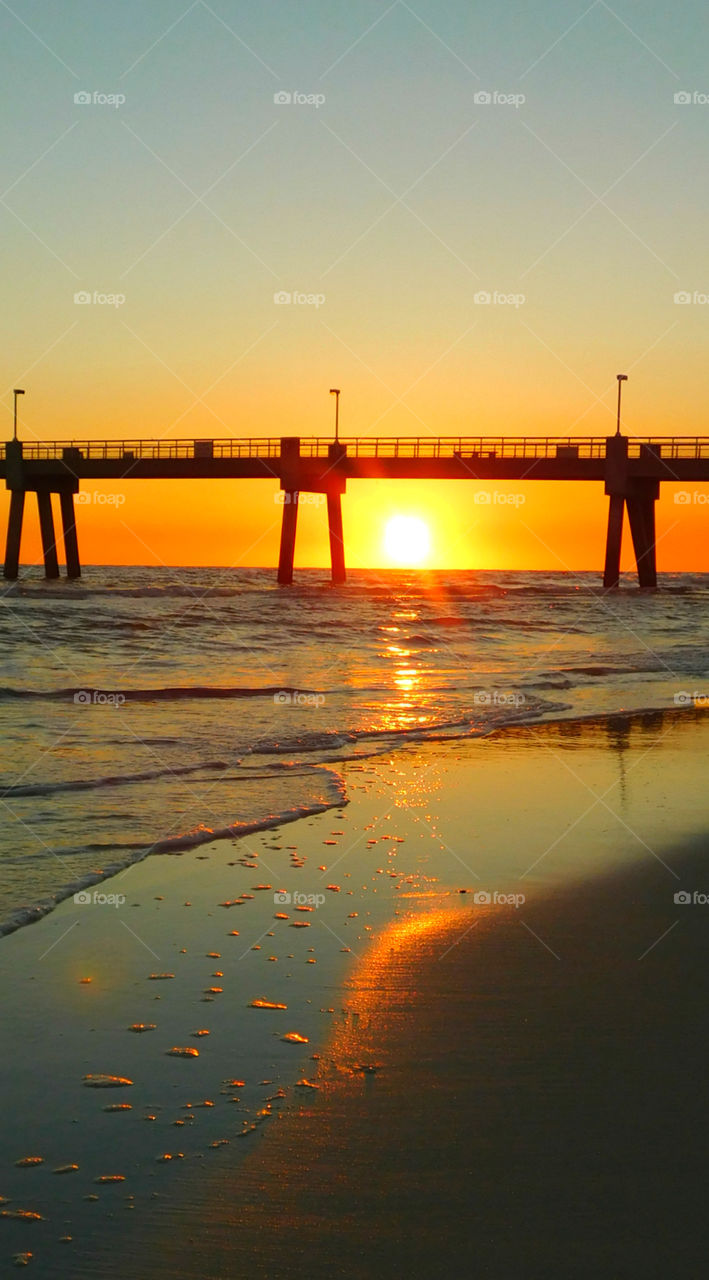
[17,437,285,461]
[13,435,709,462]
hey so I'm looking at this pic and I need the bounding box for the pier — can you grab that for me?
[4,434,709,587]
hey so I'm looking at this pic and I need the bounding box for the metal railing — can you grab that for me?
[11,435,709,462]
[629,437,709,459]
[327,436,607,459]
[17,438,284,461]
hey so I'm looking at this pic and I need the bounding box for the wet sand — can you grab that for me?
[135,843,709,1280]
[3,711,709,1277]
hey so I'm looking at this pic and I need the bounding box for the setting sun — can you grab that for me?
[383,516,431,567]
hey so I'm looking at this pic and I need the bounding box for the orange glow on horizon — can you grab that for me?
[1,472,707,573]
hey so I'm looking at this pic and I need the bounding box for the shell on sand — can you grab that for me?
[281,1032,309,1044]
[167,1047,199,1058]
[83,1074,134,1088]
[15,1157,43,1167]
[128,1023,156,1033]
[249,999,287,1010]
[53,1165,79,1175]
[95,1175,125,1184]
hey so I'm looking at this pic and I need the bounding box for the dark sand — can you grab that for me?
[130,837,709,1280]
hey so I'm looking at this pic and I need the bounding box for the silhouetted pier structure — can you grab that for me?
[4,434,709,587]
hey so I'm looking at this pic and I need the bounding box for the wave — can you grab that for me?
[0,684,324,705]
[0,757,334,801]
[0,696,568,802]
[1,584,248,600]
[0,784,347,938]
[0,701,698,941]
[0,759,231,799]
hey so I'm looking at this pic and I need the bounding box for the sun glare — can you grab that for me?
[383,515,431,567]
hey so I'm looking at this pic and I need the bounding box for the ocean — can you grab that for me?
[2,566,708,935]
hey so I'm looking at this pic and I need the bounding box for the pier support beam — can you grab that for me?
[277,493,298,585]
[3,489,25,580]
[36,490,59,579]
[59,490,81,579]
[602,432,659,589]
[626,490,657,589]
[327,492,346,585]
[603,494,625,589]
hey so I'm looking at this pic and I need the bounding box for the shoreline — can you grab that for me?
[2,710,708,1276]
[1,703,703,942]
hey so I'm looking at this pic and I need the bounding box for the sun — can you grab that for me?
[383,515,431,567]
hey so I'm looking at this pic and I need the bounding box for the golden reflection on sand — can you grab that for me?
[327,905,470,1068]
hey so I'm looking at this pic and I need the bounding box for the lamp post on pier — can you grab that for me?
[13,389,25,442]
[329,388,341,444]
[615,374,627,436]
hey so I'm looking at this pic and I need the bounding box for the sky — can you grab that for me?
[1,0,709,571]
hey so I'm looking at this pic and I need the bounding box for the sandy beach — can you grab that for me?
[2,710,708,1277]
